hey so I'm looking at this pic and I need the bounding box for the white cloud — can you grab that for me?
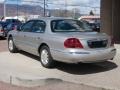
[0,0,4,2]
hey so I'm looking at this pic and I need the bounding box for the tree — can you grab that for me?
[89,10,94,16]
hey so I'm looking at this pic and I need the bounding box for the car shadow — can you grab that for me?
[19,51,118,75]
[19,50,39,61]
[0,37,6,40]
[55,61,118,75]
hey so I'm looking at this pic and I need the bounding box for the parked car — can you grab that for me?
[4,22,22,37]
[7,17,116,68]
[0,22,7,38]
[82,20,100,32]
[89,22,100,32]
[0,19,22,38]
[5,19,21,25]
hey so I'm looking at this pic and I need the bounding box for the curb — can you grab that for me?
[12,77,63,87]
[0,73,116,90]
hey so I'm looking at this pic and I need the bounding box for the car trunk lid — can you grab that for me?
[55,32,110,49]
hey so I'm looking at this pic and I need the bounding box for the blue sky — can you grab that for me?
[0,0,100,14]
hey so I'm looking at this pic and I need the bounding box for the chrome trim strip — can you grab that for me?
[51,49,90,54]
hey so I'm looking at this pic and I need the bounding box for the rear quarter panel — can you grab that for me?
[42,33,67,51]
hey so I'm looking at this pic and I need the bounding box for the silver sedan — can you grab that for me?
[7,17,116,68]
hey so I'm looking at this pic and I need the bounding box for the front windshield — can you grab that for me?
[51,19,92,32]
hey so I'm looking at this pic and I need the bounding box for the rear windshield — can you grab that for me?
[51,19,92,32]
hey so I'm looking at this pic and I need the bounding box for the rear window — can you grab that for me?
[6,19,21,24]
[51,19,92,32]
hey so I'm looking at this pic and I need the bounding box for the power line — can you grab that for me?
[43,0,45,16]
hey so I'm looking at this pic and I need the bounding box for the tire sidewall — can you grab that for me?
[8,37,17,53]
[40,46,54,68]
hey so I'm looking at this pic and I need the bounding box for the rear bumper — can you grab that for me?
[51,47,116,63]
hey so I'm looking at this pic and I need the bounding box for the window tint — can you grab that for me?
[51,19,92,32]
[21,21,34,32]
[7,24,12,29]
[32,20,46,33]
[0,24,2,30]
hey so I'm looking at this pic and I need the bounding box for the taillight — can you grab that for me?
[64,38,83,48]
[0,30,4,32]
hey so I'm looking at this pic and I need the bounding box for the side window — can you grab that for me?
[21,21,34,32]
[32,20,46,33]
[6,24,12,29]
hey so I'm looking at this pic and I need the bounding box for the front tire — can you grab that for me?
[8,37,18,53]
[40,46,55,68]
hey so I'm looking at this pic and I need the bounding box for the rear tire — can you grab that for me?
[40,46,55,68]
[8,37,18,53]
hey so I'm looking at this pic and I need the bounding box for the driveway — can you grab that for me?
[0,39,120,90]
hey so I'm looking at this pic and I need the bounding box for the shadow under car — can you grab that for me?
[19,50,117,75]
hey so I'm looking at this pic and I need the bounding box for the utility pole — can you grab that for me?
[17,0,18,19]
[93,7,96,15]
[4,0,6,18]
[65,0,67,17]
[44,0,46,17]
[73,8,76,19]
